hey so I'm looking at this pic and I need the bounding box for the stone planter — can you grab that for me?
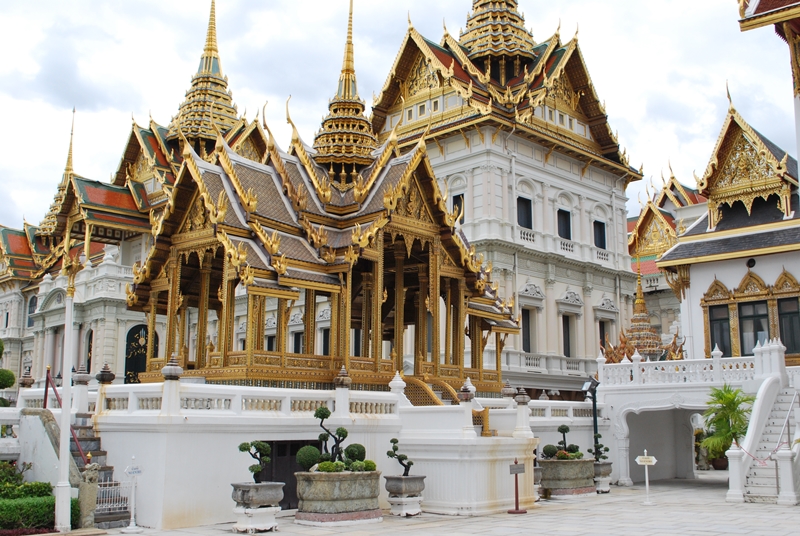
[539,459,595,496]
[231,482,284,533]
[593,462,612,494]
[384,475,426,516]
[295,471,382,526]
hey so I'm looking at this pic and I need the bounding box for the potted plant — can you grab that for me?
[294,406,382,525]
[587,433,612,493]
[538,426,595,497]
[231,441,285,533]
[384,438,425,516]
[700,384,755,470]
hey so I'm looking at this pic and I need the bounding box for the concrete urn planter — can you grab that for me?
[294,471,382,526]
[539,459,596,496]
[593,462,613,494]
[384,475,426,516]
[230,482,284,533]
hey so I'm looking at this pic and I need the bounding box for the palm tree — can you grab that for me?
[700,384,756,459]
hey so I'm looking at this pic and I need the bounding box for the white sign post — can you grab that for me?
[122,457,143,534]
[635,449,657,506]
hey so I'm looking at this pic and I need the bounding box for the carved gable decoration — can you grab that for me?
[594,294,619,321]
[551,71,583,114]
[631,206,677,258]
[179,195,212,234]
[702,279,731,303]
[518,281,545,308]
[556,287,584,317]
[774,269,800,295]
[396,180,434,224]
[407,53,439,98]
[235,137,260,162]
[129,149,156,184]
[734,270,769,298]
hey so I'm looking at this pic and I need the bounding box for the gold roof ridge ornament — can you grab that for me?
[286,96,333,204]
[166,0,239,143]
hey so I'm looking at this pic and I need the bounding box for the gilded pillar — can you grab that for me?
[394,241,405,373]
[304,290,317,357]
[277,298,288,367]
[444,279,452,366]
[165,254,181,360]
[456,279,467,374]
[245,292,255,366]
[195,257,211,367]
[360,275,372,359]
[469,314,483,372]
[146,291,159,366]
[343,269,353,370]
[84,224,92,266]
[372,232,384,363]
[330,293,340,365]
[430,240,440,375]
[729,303,741,357]
[415,265,428,376]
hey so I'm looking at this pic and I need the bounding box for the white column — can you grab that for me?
[71,323,79,373]
[44,327,56,379]
[466,169,475,221]
[54,295,75,532]
[583,296,594,359]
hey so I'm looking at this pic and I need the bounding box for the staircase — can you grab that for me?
[70,412,130,528]
[743,387,795,503]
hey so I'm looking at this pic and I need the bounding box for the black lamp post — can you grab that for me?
[582,377,600,455]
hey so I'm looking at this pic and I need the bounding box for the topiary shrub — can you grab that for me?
[541,444,558,459]
[344,443,366,463]
[0,496,79,529]
[386,438,414,476]
[588,433,610,462]
[333,461,346,472]
[317,461,337,473]
[349,461,366,472]
[296,445,321,471]
[314,407,351,463]
[566,444,580,454]
[557,424,570,451]
[319,452,332,463]
[363,460,376,472]
[0,369,15,391]
[238,441,271,483]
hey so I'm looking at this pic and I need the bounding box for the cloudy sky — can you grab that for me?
[0,0,794,230]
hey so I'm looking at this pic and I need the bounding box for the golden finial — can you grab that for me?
[408,11,412,29]
[205,0,218,56]
[726,80,733,110]
[337,0,356,99]
[574,23,579,40]
[65,107,75,177]
[556,18,561,38]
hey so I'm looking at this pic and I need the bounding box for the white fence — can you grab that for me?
[599,352,756,387]
[96,479,131,515]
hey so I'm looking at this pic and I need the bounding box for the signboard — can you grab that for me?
[509,463,525,475]
[635,455,657,466]
[125,465,142,476]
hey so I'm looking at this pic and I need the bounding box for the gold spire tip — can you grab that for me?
[205,0,218,55]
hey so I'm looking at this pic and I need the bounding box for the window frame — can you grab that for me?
[593,221,607,250]
[517,196,533,229]
[557,209,572,240]
[778,298,800,354]
[709,305,732,357]
[738,301,769,356]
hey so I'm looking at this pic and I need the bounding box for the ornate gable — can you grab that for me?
[698,106,797,228]
[628,202,677,258]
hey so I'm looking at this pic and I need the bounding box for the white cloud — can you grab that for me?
[0,0,794,229]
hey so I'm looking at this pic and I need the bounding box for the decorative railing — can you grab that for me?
[528,400,604,420]
[519,228,536,244]
[600,356,756,386]
[508,352,596,377]
[595,248,609,262]
[559,239,575,254]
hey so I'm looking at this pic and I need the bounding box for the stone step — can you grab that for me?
[71,438,101,452]
[745,474,778,487]
[95,512,131,530]
[73,425,96,439]
[74,413,94,427]
[744,493,778,504]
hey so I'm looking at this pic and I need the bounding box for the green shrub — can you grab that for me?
[566,444,580,454]
[317,461,337,473]
[319,452,332,463]
[363,460,376,472]
[0,463,29,487]
[239,441,271,483]
[0,496,79,529]
[344,443,366,463]
[333,461,345,472]
[0,369,15,391]
[296,445,321,471]
[0,482,52,500]
[0,398,10,408]
[541,444,558,459]
[349,461,366,472]
[555,450,570,460]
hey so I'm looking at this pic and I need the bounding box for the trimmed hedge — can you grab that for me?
[0,483,53,500]
[0,496,79,530]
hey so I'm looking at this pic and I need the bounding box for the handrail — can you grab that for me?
[777,391,799,453]
[43,368,89,466]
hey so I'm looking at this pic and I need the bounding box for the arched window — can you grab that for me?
[27,296,38,328]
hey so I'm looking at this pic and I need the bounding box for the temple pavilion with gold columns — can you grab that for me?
[128,1,519,395]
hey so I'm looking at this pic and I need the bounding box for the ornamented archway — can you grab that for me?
[126,325,157,384]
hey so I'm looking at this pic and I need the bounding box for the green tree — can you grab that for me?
[701,384,756,459]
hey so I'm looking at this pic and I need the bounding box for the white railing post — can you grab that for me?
[726,445,746,503]
[389,372,411,407]
[332,367,351,418]
[753,340,764,378]
[712,345,723,383]
[596,352,606,384]
[632,350,642,385]
[160,356,183,416]
[776,446,798,505]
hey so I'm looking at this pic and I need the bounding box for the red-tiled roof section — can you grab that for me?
[6,231,33,256]
[754,0,800,15]
[631,256,660,276]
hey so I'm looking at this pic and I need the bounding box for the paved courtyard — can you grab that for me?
[98,472,798,536]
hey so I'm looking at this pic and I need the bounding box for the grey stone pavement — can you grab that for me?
[102,472,799,536]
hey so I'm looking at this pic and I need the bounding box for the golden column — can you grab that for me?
[394,240,406,373]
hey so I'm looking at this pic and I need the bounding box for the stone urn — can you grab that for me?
[230,482,285,533]
[539,459,595,497]
[295,471,382,526]
[593,462,613,494]
[384,475,426,516]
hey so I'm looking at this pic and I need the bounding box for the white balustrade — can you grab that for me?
[600,356,756,386]
[595,248,610,262]
[519,228,536,244]
[559,239,575,253]
[527,400,604,420]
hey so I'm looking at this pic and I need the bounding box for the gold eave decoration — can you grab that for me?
[299,217,329,249]
[214,127,258,214]
[354,128,398,204]
[351,216,388,248]
[250,221,280,256]
[286,97,332,204]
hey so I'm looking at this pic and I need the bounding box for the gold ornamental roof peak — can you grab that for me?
[460,0,536,62]
[64,107,75,181]
[166,0,239,143]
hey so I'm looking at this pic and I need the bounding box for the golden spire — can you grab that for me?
[166,0,238,143]
[338,0,356,99]
[64,107,75,179]
[313,0,377,174]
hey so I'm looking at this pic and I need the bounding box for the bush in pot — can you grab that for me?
[700,384,755,469]
[587,434,612,493]
[384,438,425,516]
[538,426,595,497]
[231,441,285,533]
